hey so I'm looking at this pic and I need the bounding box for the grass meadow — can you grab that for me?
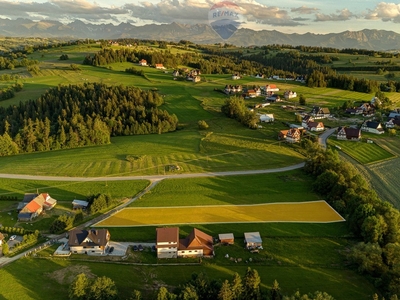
[328,138,396,164]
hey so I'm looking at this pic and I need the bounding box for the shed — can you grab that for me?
[72,200,89,210]
[244,232,262,249]
[219,233,234,245]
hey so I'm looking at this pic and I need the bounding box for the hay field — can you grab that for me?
[96,200,344,227]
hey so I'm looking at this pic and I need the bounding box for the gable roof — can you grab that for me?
[72,200,89,207]
[244,232,262,243]
[338,126,361,138]
[179,228,213,252]
[23,193,38,203]
[68,229,110,247]
[363,121,382,129]
[21,200,42,213]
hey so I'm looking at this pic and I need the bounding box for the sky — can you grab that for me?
[1,0,400,34]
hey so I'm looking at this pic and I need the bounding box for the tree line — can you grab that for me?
[68,268,335,300]
[0,83,178,156]
[0,55,38,70]
[221,96,258,129]
[0,82,23,101]
[303,140,400,297]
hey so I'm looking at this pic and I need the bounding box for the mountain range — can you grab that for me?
[1,18,400,51]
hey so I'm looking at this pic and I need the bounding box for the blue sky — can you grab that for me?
[1,0,400,34]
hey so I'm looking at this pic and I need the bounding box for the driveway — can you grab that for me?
[107,242,155,256]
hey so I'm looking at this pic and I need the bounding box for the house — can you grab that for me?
[68,229,110,255]
[72,200,89,210]
[232,73,241,80]
[0,232,4,246]
[284,90,297,99]
[18,193,57,221]
[310,106,330,119]
[178,228,214,258]
[224,85,242,94]
[156,227,179,259]
[265,94,281,102]
[255,73,264,79]
[244,232,262,250]
[337,126,361,141]
[156,227,214,258]
[371,96,381,106]
[278,129,289,140]
[17,193,38,211]
[244,90,257,98]
[285,128,301,143]
[307,121,325,132]
[262,84,279,96]
[388,110,400,119]
[219,233,234,245]
[301,115,314,128]
[361,121,385,135]
[385,118,400,128]
[155,64,165,69]
[172,70,180,77]
[259,114,274,123]
[345,107,363,115]
[138,59,147,66]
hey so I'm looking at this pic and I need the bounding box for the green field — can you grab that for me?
[328,138,396,164]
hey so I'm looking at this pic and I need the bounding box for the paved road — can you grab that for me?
[0,163,306,182]
[318,127,337,149]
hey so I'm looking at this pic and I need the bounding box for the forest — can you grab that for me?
[0,83,178,156]
[303,140,400,297]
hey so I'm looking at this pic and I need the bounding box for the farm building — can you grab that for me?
[385,118,400,128]
[244,232,262,250]
[285,128,301,143]
[18,193,57,221]
[72,200,89,210]
[259,114,274,123]
[284,90,297,99]
[138,59,147,66]
[178,228,214,258]
[156,227,179,259]
[156,227,214,258]
[219,233,234,245]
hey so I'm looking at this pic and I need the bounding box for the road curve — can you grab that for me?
[318,127,337,149]
[0,162,306,182]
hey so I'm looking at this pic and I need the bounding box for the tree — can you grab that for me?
[157,287,176,300]
[299,94,306,105]
[69,273,89,300]
[87,276,118,300]
[230,272,243,299]
[218,280,234,300]
[243,267,261,300]
[130,290,142,300]
[270,280,282,300]
[2,241,9,256]
[179,284,199,300]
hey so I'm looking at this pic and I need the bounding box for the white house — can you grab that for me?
[361,121,385,134]
[68,229,110,255]
[244,232,262,250]
[284,90,297,99]
[156,227,179,259]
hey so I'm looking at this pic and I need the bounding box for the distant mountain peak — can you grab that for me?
[0,18,400,51]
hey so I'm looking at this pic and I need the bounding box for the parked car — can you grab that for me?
[109,246,114,253]
[138,244,144,251]
[9,235,16,241]
[133,245,138,251]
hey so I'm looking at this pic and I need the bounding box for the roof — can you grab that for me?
[244,232,262,244]
[44,197,57,207]
[179,228,213,252]
[23,193,38,203]
[308,121,323,128]
[18,212,32,220]
[156,227,179,244]
[339,126,361,138]
[219,233,234,240]
[68,229,110,247]
[72,200,89,207]
[21,200,41,213]
[363,121,381,129]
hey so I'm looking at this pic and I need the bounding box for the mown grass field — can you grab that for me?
[97,201,344,227]
[129,170,318,207]
[328,138,396,164]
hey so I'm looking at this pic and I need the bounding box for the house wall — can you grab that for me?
[157,247,177,258]
[220,238,234,245]
[70,245,107,255]
[178,249,203,258]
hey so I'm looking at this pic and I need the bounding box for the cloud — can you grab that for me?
[0,0,129,23]
[366,2,400,23]
[291,6,319,15]
[124,0,305,27]
[315,8,355,22]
